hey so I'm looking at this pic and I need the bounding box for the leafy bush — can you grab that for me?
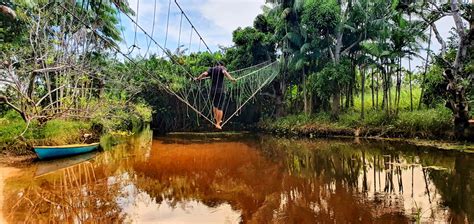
[91,99,153,133]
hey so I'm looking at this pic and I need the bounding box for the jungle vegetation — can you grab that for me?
[1,0,473,148]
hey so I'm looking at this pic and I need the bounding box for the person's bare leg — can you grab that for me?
[213,107,217,122]
[218,109,224,124]
[213,107,222,129]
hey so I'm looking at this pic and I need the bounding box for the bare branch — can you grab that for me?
[32,65,73,73]
[0,95,28,122]
[450,0,466,38]
[35,85,66,107]
[431,23,447,54]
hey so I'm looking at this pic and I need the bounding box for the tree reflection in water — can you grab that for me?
[2,133,473,223]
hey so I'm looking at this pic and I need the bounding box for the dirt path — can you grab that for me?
[0,166,20,224]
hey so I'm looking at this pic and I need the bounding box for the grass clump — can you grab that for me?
[394,106,452,135]
[1,111,93,153]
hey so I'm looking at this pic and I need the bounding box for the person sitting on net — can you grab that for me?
[194,61,237,129]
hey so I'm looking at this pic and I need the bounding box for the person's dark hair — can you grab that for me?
[215,61,225,66]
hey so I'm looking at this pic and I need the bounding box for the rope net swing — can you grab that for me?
[60,0,279,128]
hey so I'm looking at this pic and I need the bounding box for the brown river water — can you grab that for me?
[1,129,473,223]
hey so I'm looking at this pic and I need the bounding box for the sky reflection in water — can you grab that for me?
[2,132,473,223]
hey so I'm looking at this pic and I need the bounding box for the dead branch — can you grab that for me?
[0,95,28,122]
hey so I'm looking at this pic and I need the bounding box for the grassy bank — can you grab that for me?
[259,107,457,140]
[0,102,152,157]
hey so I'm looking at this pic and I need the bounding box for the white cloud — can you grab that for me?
[127,0,162,35]
[199,0,265,32]
[120,0,267,52]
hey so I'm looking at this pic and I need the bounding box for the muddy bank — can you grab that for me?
[258,123,474,152]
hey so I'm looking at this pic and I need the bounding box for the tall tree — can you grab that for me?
[415,0,473,139]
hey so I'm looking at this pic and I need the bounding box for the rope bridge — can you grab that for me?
[60,0,280,128]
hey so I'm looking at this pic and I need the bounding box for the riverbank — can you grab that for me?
[0,104,152,161]
[258,109,474,151]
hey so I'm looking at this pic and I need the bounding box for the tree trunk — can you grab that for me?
[361,67,366,119]
[331,30,343,119]
[332,88,341,119]
[419,27,432,110]
[381,64,387,112]
[345,85,350,110]
[371,69,375,109]
[444,0,472,139]
[376,71,379,109]
[445,70,470,139]
[386,63,391,115]
[303,68,309,115]
[396,58,402,115]
[409,57,413,111]
[45,74,53,108]
[274,79,286,118]
[351,61,356,108]
[408,13,413,112]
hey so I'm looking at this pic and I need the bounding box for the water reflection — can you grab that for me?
[2,132,474,223]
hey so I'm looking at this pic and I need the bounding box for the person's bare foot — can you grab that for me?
[215,124,222,130]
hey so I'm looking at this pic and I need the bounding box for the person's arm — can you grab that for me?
[194,71,208,81]
[223,69,237,83]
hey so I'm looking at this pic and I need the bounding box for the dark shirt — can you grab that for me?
[207,66,226,93]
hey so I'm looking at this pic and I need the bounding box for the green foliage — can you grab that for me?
[91,99,152,133]
[422,64,446,107]
[226,15,276,70]
[395,106,452,134]
[0,110,91,148]
[0,111,29,145]
[353,87,422,111]
[307,60,351,100]
[301,0,339,36]
[261,105,453,138]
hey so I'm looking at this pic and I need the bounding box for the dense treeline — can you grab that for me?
[249,0,472,139]
[1,0,473,141]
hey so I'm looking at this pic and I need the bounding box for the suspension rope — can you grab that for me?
[188,26,193,53]
[178,12,183,50]
[60,4,218,126]
[222,62,279,127]
[60,0,280,128]
[115,2,195,78]
[174,0,212,54]
[164,0,172,52]
[144,0,158,57]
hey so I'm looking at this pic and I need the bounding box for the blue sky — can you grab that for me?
[118,0,266,57]
[117,0,459,73]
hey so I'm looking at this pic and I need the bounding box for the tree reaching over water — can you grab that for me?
[0,0,134,131]
[413,0,473,139]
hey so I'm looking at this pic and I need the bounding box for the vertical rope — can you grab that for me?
[60,0,279,128]
[163,0,172,55]
[133,0,139,47]
[144,0,158,57]
[198,38,202,52]
[177,12,183,52]
[188,26,193,54]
